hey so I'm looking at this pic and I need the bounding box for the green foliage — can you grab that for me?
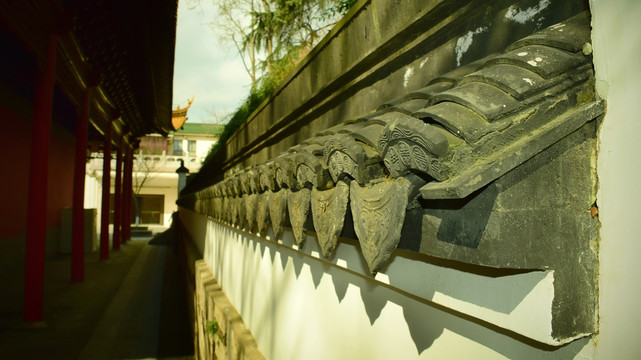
[203,72,279,163]
[206,320,219,337]
[323,0,358,18]
[206,319,227,347]
[203,0,357,162]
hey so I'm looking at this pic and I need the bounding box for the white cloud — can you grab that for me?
[172,0,252,123]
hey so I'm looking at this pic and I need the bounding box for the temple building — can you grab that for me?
[84,98,223,228]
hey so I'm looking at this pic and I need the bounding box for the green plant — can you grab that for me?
[206,320,219,338]
[201,0,360,164]
[206,319,227,347]
[202,70,281,163]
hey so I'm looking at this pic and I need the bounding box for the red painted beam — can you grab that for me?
[112,138,123,249]
[71,87,90,282]
[23,34,57,323]
[127,147,134,239]
[100,124,112,260]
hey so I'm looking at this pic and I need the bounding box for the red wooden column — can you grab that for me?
[99,123,113,260]
[122,144,133,242]
[125,141,132,243]
[23,34,57,323]
[70,87,91,282]
[112,136,124,250]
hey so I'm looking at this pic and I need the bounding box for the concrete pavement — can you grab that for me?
[0,228,194,359]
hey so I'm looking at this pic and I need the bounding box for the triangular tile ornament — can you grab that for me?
[287,188,312,246]
[350,177,416,274]
[268,189,289,239]
[311,181,350,257]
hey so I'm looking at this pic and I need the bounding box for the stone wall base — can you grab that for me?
[194,260,265,360]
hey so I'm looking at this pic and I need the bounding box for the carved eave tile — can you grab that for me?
[279,145,333,244]
[377,113,450,180]
[256,162,279,235]
[350,174,425,274]
[247,169,260,194]
[219,180,230,223]
[295,148,334,190]
[228,177,240,198]
[258,162,278,193]
[256,191,271,235]
[274,154,297,190]
[311,181,350,257]
[243,193,258,232]
[324,134,363,183]
[240,169,259,231]
[223,177,240,226]
[324,133,384,186]
[210,187,218,218]
[213,196,223,221]
[229,178,242,226]
[287,188,312,245]
[196,188,207,217]
[238,172,251,196]
[233,197,243,227]
[221,196,230,224]
[268,189,289,239]
[212,184,222,221]
[209,187,218,217]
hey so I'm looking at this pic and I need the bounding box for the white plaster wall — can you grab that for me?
[85,158,181,228]
[84,174,103,233]
[180,208,597,359]
[591,0,641,357]
[196,139,215,160]
[84,174,102,212]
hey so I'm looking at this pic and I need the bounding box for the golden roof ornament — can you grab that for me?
[172,96,194,130]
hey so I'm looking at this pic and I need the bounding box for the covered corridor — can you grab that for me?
[0,230,194,359]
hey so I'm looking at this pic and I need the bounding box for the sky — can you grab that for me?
[172,0,252,124]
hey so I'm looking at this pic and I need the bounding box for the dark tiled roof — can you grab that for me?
[73,0,178,136]
[186,12,603,275]
[0,0,178,139]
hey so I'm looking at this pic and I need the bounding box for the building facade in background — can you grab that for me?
[85,122,222,228]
